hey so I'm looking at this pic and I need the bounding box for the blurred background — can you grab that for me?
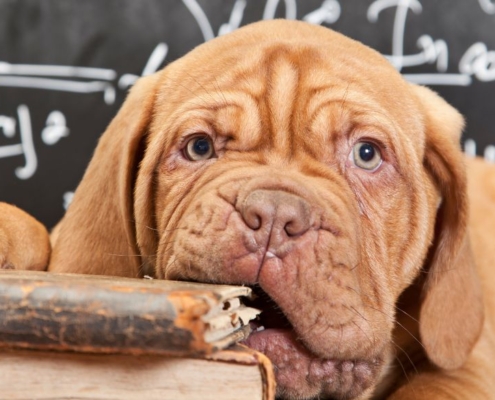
[1,0,494,228]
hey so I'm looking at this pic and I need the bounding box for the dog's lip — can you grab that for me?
[241,327,378,398]
[242,286,379,398]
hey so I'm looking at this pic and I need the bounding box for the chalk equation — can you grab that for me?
[182,0,495,87]
[3,0,493,106]
[0,42,168,106]
[368,0,495,86]
[183,0,341,39]
[1,0,495,215]
[0,105,68,179]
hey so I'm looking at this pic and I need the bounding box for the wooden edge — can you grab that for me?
[207,344,276,400]
[255,350,277,400]
[0,346,270,400]
[0,341,206,358]
[0,270,253,299]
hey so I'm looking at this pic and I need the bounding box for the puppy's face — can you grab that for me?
[133,22,452,399]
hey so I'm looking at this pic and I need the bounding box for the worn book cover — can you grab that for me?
[0,270,260,356]
[0,271,275,399]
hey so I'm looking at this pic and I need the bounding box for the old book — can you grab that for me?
[0,270,275,399]
[0,270,260,355]
[0,345,275,400]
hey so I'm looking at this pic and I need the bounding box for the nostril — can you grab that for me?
[284,220,304,237]
[240,190,276,231]
[282,201,311,237]
[284,222,296,237]
[244,210,262,230]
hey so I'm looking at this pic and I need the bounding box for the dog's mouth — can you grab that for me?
[242,285,380,399]
[244,285,292,332]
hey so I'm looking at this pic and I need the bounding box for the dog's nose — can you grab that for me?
[240,190,311,237]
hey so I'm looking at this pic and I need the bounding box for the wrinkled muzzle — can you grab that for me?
[158,171,390,399]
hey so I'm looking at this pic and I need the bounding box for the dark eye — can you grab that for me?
[352,142,382,171]
[184,135,215,161]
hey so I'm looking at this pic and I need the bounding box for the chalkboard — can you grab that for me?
[1,0,495,228]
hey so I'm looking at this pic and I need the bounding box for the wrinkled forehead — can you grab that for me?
[151,21,425,160]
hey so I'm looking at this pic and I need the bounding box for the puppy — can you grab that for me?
[2,20,495,399]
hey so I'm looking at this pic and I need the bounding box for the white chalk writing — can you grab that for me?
[183,0,330,42]
[2,0,495,189]
[0,116,16,138]
[0,106,68,179]
[459,42,495,82]
[63,191,74,210]
[479,0,495,14]
[119,43,169,90]
[0,40,170,105]
[368,0,474,86]
[182,0,216,41]
[263,0,297,20]
[465,139,495,163]
[219,0,248,36]
[303,0,341,25]
[0,63,117,105]
[41,111,69,146]
[484,145,495,162]
[464,139,477,158]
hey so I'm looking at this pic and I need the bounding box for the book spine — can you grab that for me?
[0,277,213,356]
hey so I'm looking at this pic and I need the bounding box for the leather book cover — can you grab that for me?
[0,270,260,357]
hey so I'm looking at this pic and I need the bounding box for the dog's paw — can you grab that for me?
[0,225,14,270]
[0,203,50,271]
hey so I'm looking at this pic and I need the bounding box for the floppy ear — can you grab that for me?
[411,84,484,370]
[49,73,161,277]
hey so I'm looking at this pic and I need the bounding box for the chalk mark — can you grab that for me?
[219,0,247,36]
[42,111,70,145]
[263,0,297,20]
[303,0,341,25]
[0,76,116,104]
[479,0,495,14]
[403,73,472,86]
[0,62,116,80]
[119,43,169,89]
[182,0,215,41]
[15,105,37,179]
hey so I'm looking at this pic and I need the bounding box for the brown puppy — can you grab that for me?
[2,20,495,399]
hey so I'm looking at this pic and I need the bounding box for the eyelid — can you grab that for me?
[178,130,214,149]
[349,130,391,164]
[352,134,386,149]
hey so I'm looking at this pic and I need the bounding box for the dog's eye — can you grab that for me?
[352,142,382,171]
[184,135,215,161]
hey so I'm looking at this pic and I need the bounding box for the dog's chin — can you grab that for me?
[241,288,382,400]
